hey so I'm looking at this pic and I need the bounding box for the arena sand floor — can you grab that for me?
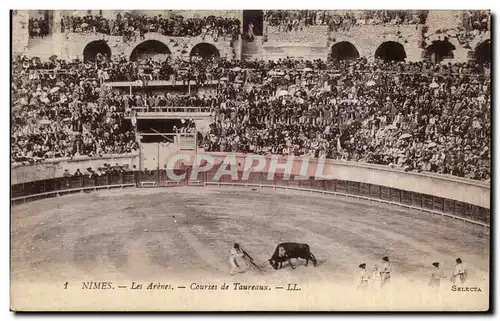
[11,186,490,311]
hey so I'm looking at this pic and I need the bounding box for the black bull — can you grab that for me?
[269,243,317,270]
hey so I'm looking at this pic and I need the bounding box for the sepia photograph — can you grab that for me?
[9,8,491,312]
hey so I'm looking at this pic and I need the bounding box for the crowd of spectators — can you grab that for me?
[12,55,138,164]
[28,17,50,38]
[11,52,490,180]
[61,163,135,178]
[454,11,490,48]
[132,93,218,109]
[265,10,429,32]
[203,57,490,181]
[31,10,433,40]
[60,12,240,41]
[462,11,490,32]
[60,14,111,34]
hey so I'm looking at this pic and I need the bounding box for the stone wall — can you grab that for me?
[11,153,139,184]
[425,10,464,34]
[262,44,329,61]
[469,32,491,52]
[423,23,491,63]
[261,24,329,60]
[175,10,242,20]
[329,25,423,61]
[12,151,490,208]
[49,32,234,61]
[21,10,489,63]
[192,152,491,209]
[259,10,490,63]
[21,10,239,61]
[264,25,329,46]
[11,10,30,56]
[54,10,242,20]
[261,24,424,62]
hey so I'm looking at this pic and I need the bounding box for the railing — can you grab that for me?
[202,170,489,227]
[103,80,221,88]
[130,106,212,113]
[25,66,489,83]
[63,29,236,42]
[11,171,138,204]
[209,182,487,227]
[193,152,490,209]
[11,152,139,185]
[11,169,490,227]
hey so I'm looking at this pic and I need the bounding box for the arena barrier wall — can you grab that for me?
[11,153,139,185]
[186,152,490,210]
[10,167,490,227]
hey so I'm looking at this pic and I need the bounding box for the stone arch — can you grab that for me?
[83,40,111,62]
[330,41,360,61]
[474,39,491,64]
[468,32,490,52]
[375,41,407,62]
[190,42,220,59]
[130,40,171,61]
[423,38,456,63]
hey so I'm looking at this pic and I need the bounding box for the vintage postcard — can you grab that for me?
[10,9,491,311]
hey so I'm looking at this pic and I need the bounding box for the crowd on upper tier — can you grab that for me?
[59,12,240,41]
[264,10,429,32]
[11,53,490,181]
[462,10,490,32]
[28,17,50,38]
[30,10,490,41]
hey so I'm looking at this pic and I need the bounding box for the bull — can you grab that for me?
[269,242,317,270]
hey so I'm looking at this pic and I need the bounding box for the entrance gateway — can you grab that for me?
[128,107,211,187]
[136,116,199,187]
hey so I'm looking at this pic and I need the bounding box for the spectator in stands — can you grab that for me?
[60,12,240,40]
[11,55,139,164]
[29,17,50,38]
[264,10,428,32]
[204,58,490,181]
[11,44,490,181]
[456,11,490,48]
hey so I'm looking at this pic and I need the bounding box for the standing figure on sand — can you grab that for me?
[451,258,467,285]
[229,243,260,275]
[229,243,245,275]
[428,262,446,290]
[381,256,391,288]
[358,263,370,290]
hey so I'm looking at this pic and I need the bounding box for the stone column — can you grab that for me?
[52,10,61,34]
[11,10,30,56]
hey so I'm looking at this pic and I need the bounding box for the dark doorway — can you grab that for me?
[83,40,111,62]
[190,43,220,59]
[375,41,407,62]
[197,131,204,147]
[130,40,171,61]
[424,38,456,63]
[331,42,360,61]
[44,10,53,34]
[474,40,491,64]
[243,10,264,36]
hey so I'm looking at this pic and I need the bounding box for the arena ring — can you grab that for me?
[11,158,490,310]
